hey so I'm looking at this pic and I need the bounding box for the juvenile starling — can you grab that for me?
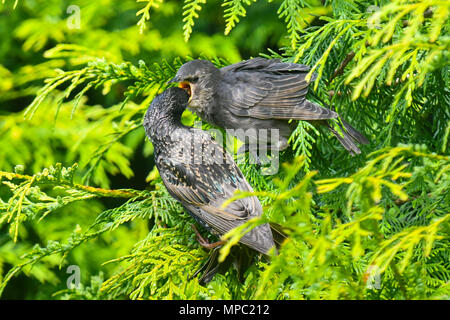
[168,58,369,155]
[143,87,276,256]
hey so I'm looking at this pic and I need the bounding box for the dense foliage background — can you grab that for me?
[0,0,448,299]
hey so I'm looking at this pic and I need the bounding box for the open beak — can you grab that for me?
[178,81,192,97]
[167,76,192,100]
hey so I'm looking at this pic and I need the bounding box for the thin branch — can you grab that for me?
[329,51,355,84]
[0,171,141,199]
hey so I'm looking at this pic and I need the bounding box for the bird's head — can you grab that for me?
[167,60,220,109]
[144,87,189,138]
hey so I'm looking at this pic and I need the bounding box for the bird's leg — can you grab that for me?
[236,143,249,156]
[191,224,225,249]
[248,149,261,166]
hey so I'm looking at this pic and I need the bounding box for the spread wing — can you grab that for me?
[221,58,338,120]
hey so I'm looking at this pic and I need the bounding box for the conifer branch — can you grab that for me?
[0,170,141,199]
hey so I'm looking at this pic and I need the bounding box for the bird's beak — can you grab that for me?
[167,75,192,100]
[179,81,192,98]
[167,75,181,85]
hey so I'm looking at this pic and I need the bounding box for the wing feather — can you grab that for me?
[157,133,259,221]
[221,58,338,120]
[156,130,275,254]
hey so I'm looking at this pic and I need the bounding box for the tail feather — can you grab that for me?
[341,119,370,145]
[270,223,288,249]
[307,92,369,155]
[326,121,365,156]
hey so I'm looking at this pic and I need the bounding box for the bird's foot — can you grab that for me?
[191,224,225,250]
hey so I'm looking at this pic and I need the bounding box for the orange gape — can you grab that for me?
[178,81,192,97]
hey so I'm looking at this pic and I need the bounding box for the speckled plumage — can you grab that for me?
[169,58,369,155]
[143,87,276,255]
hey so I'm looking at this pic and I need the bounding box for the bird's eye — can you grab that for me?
[188,76,199,83]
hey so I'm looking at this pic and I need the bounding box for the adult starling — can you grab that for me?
[143,87,276,257]
[168,58,369,155]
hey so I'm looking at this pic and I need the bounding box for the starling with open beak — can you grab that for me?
[168,58,369,155]
[143,87,276,282]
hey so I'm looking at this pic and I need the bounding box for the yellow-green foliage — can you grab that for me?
[0,0,448,299]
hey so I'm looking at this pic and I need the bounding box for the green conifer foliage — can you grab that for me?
[0,0,448,299]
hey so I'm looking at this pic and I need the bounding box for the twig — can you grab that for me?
[402,7,434,27]
[0,171,141,199]
[329,51,355,84]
